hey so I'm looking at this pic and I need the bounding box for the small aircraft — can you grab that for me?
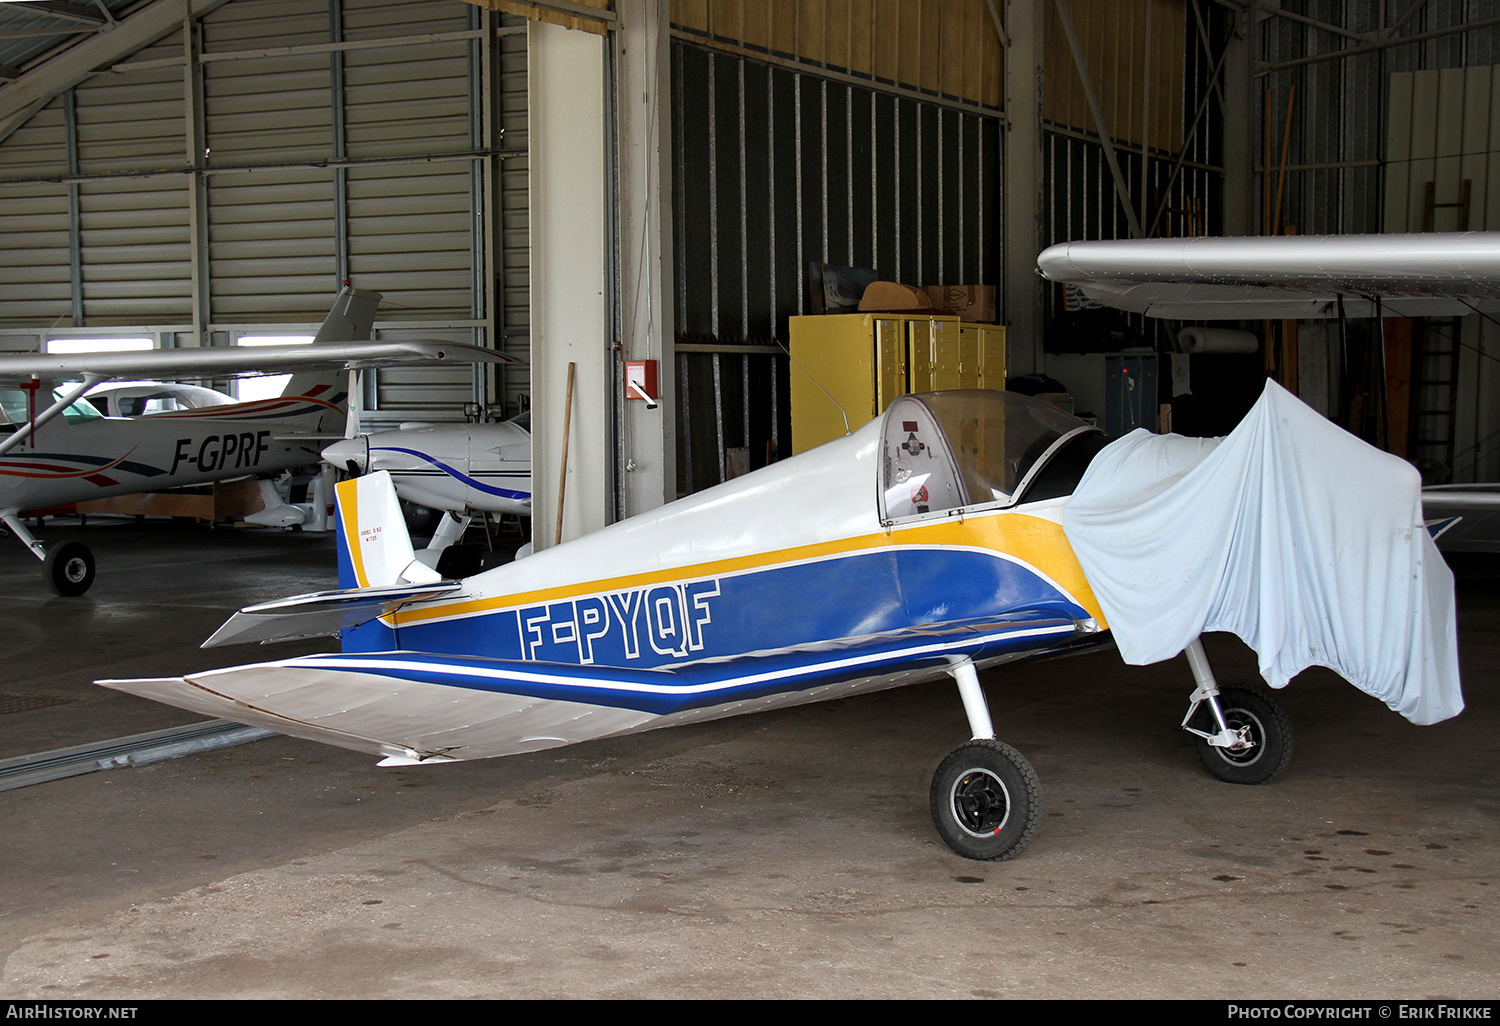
[83,381,238,418]
[103,371,1458,859]
[0,287,509,595]
[320,411,533,570]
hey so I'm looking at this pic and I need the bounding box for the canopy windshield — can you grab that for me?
[879,390,1097,522]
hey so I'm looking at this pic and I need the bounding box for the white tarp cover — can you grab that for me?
[1062,381,1462,725]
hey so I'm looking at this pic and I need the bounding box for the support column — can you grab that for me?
[614,0,676,517]
[184,11,210,346]
[1221,4,1254,236]
[1003,0,1043,376]
[528,20,610,548]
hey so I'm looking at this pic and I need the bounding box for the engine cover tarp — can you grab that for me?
[1062,380,1461,725]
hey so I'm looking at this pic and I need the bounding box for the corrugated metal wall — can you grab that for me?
[1258,0,1500,237]
[669,36,1001,493]
[1041,0,1223,326]
[1257,2,1500,484]
[0,0,530,426]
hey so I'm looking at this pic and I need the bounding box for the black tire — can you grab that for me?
[1193,684,1293,785]
[930,739,1042,861]
[44,541,95,597]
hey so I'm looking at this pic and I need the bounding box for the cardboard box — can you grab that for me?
[924,284,996,323]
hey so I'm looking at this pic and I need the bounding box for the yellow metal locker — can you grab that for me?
[790,313,1004,454]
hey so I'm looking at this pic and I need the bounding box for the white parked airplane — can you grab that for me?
[0,287,509,595]
[320,412,532,570]
[96,236,1471,861]
[106,380,1459,860]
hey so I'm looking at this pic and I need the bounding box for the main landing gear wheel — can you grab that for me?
[1193,684,1292,785]
[930,739,1042,861]
[44,541,95,597]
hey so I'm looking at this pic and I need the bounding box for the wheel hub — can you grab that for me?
[951,768,1011,837]
[1216,710,1265,764]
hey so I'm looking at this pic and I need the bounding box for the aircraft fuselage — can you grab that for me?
[0,400,332,514]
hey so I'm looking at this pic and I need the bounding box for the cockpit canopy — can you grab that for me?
[880,390,1103,524]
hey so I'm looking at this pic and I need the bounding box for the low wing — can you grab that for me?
[1037,231,1500,319]
[0,340,513,387]
[102,612,1086,765]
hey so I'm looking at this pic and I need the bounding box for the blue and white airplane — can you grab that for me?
[319,413,532,569]
[96,235,1476,860]
[103,389,1142,860]
[100,374,1464,860]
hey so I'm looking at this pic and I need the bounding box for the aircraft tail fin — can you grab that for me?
[276,287,383,424]
[335,470,442,591]
[312,287,382,345]
[333,469,446,653]
[195,471,455,650]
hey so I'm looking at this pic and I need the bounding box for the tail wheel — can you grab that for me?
[930,739,1042,861]
[1193,684,1293,785]
[44,541,95,597]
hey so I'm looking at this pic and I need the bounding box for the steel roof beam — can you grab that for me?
[0,0,233,147]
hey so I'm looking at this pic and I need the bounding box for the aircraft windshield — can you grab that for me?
[880,390,1097,522]
[0,387,103,430]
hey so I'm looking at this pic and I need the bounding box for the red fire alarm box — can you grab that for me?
[625,359,659,407]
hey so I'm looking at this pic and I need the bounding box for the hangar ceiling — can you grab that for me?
[0,0,528,429]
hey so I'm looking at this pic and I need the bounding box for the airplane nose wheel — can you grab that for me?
[1192,683,1292,785]
[930,739,1041,861]
[44,541,95,597]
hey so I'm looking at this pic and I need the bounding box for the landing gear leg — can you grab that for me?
[1181,637,1292,784]
[929,657,1042,861]
[1,509,95,597]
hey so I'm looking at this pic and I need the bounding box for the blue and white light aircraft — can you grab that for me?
[102,390,1184,860]
[320,412,532,568]
[96,234,1480,860]
[0,287,509,595]
[101,371,1462,860]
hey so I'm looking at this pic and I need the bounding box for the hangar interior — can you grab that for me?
[0,0,1498,1001]
[0,0,1493,536]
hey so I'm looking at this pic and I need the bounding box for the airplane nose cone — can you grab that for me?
[321,437,368,474]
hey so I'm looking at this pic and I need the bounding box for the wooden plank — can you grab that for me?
[1408,70,1440,233]
[1385,71,1413,232]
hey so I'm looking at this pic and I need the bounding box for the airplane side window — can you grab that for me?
[0,388,27,429]
[55,388,103,425]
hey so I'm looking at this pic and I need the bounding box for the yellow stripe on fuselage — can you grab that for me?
[387,509,1107,629]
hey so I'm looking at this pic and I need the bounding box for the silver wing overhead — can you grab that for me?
[0,340,514,386]
[1037,231,1500,319]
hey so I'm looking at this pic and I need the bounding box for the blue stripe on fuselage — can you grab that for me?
[302,612,1077,715]
[353,546,1086,666]
[375,446,530,501]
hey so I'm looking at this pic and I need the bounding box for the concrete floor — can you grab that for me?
[0,517,1496,999]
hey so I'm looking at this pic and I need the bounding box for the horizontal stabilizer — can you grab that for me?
[202,581,463,648]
